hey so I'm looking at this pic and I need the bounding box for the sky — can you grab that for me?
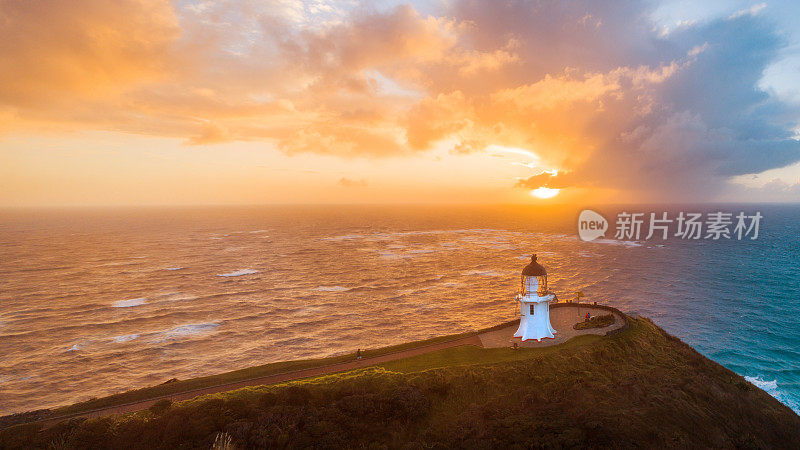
[1,0,800,206]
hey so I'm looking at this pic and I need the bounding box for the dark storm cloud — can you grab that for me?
[441,1,800,199]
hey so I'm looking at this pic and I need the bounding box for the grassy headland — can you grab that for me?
[2,317,799,449]
[0,327,491,429]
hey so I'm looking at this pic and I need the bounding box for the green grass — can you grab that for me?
[169,333,604,408]
[5,316,800,449]
[379,334,602,373]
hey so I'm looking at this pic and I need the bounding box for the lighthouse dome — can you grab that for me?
[521,254,546,276]
[520,254,548,297]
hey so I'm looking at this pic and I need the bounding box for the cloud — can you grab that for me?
[1,0,799,201]
[516,172,580,190]
[442,1,800,200]
[723,177,800,202]
[762,178,800,194]
[0,0,179,106]
[186,122,232,145]
[729,3,766,20]
[338,177,367,187]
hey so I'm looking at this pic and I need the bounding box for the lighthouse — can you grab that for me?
[514,254,556,341]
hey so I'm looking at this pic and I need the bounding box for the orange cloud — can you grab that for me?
[0,0,178,106]
[338,177,367,187]
[1,1,798,203]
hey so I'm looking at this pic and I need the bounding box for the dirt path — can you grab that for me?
[34,334,483,428]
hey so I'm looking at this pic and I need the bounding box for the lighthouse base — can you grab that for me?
[514,294,556,342]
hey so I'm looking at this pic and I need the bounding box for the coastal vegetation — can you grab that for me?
[574,314,616,330]
[2,317,799,448]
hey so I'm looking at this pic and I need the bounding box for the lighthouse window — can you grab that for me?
[530,305,535,315]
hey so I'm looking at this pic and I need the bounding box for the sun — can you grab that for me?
[530,187,560,199]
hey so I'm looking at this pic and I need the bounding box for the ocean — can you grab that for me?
[0,205,798,416]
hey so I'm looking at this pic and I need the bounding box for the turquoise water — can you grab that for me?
[0,205,798,415]
[601,205,800,413]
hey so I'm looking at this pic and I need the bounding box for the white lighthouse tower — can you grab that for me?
[514,254,556,341]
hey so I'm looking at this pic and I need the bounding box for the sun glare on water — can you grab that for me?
[530,187,560,199]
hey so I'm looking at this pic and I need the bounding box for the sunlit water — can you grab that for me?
[0,205,798,415]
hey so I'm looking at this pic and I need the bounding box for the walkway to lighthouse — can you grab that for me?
[478,303,627,348]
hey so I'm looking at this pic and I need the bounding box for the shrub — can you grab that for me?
[574,314,615,330]
[148,399,172,415]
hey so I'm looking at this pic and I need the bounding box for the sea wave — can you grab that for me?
[159,292,196,302]
[112,298,147,308]
[5,206,800,417]
[745,376,800,413]
[111,334,139,343]
[591,238,643,247]
[462,270,502,277]
[156,323,220,342]
[314,286,349,292]
[217,269,259,277]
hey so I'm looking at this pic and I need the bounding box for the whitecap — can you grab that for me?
[165,267,184,271]
[66,344,82,352]
[112,298,147,308]
[217,269,259,277]
[462,270,502,277]
[745,376,800,413]
[591,238,643,247]
[746,376,778,391]
[111,334,139,343]
[378,252,405,260]
[162,293,196,301]
[249,230,269,234]
[157,323,220,341]
[314,286,349,292]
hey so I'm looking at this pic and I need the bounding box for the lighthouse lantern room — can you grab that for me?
[514,254,557,341]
